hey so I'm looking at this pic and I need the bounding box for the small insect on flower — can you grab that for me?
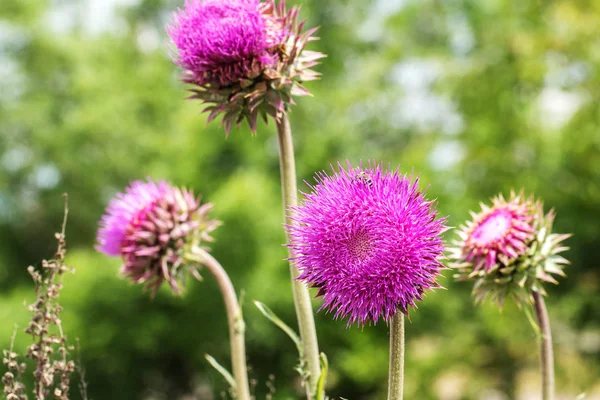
[287,161,447,326]
[352,171,373,188]
[449,191,571,307]
[96,179,220,295]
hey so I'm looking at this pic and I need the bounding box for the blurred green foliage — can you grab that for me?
[1,0,599,399]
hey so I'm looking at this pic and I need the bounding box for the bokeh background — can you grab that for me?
[1,0,599,399]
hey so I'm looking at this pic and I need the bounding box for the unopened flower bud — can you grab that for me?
[449,192,571,307]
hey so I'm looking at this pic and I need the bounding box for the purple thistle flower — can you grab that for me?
[287,162,447,326]
[166,0,325,134]
[449,192,571,307]
[168,0,281,88]
[96,179,220,295]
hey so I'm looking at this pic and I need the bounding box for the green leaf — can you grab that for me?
[315,352,329,400]
[524,306,541,337]
[205,354,236,389]
[254,301,303,355]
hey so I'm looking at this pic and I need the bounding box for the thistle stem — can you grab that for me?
[188,246,250,400]
[532,291,555,400]
[387,313,405,400]
[276,115,322,399]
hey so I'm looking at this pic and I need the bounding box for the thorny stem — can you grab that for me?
[387,313,405,400]
[276,115,322,400]
[187,246,250,400]
[532,291,555,400]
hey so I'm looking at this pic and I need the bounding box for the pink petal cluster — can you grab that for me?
[167,0,284,87]
[96,179,218,294]
[460,195,535,272]
[287,162,447,326]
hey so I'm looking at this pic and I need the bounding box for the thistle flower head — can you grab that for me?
[167,0,325,134]
[449,192,571,307]
[287,162,447,326]
[168,0,282,87]
[96,179,220,295]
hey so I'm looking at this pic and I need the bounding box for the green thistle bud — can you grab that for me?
[448,192,571,307]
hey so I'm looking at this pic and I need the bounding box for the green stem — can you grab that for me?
[188,247,251,400]
[276,115,322,399]
[387,313,405,400]
[532,291,555,400]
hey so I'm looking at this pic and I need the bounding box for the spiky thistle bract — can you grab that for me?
[449,192,571,307]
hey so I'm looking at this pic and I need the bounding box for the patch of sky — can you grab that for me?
[389,58,464,135]
[537,88,585,131]
[357,0,408,42]
[0,21,29,49]
[536,52,589,130]
[45,0,165,54]
[45,0,141,36]
[2,146,33,173]
[428,139,465,171]
[19,185,39,213]
[447,13,475,56]
[29,164,61,190]
[0,22,28,103]
[544,52,590,88]
[45,1,81,34]
[136,23,162,54]
[390,59,442,91]
[0,56,25,103]
[0,192,16,223]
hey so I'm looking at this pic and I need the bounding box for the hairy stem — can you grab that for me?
[532,291,555,400]
[188,247,250,400]
[276,115,322,399]
[387,313,405,400]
